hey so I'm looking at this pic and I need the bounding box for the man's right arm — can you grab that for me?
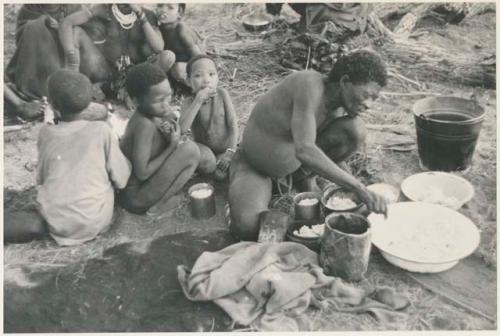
[289,77,387,214]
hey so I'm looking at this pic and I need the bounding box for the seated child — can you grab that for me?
[4,70,131,245]
[180,55,239,181]
[119,63,200,214]
[156,3,203,84]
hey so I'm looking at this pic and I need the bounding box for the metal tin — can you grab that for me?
[293,192,321,221]
[188,183,216,219]
[257,210,290,243]
[320,213,371,282]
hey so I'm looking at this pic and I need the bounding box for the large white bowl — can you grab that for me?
[401,172,474,210]
[368,202,480,273]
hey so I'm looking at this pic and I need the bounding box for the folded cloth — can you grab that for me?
[178,242,409,331]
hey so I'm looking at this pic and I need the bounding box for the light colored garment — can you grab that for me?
[178,242,409,331]
[36,120,131,246]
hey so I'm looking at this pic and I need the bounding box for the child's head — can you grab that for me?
[328,50,387,116]
[156,3,185,24]
[186,55,218,93]
[125,63,173,118]
[47,70,92,118]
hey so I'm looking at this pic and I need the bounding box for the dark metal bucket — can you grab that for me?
[413,96,485,172]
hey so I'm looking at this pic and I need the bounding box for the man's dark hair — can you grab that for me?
[47,69,92,115]
[186,54,216,78]
[125,63,167,99]
[328,50,387,87]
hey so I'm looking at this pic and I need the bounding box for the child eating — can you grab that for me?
[4,70,131,245]
[119,63,200,214]
[156,3,203,85]
[179,55,239,181]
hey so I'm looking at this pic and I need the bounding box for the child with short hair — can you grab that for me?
[180,55,239,181]
[119,63,200,214]
[156,3,203,84]
[4,69,131,245]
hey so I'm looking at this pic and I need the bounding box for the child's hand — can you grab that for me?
[217,150,234,172]
[45,16,59,29]
[169,120,181,146]
[195,87,215,104]
[129,4,143,15]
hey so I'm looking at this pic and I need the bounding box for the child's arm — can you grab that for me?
[217,88,239,171]
[59,5,107,71]
[130,5,164,52]
[131,118,180,181]
[104,127,132,189]
[179,88,213,133]
[178,23,203,57]
[221,88,239,151]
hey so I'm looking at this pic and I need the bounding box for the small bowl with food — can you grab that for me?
[293,192,321,221]
[286,220,325,252]
[401,172,474,210]
[321,186,363,216]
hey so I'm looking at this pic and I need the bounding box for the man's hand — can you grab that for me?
[358,188,388,216]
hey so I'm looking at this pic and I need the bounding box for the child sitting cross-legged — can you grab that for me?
[119,63,200,214]
[4,70,132,245]
[179,55,239,181]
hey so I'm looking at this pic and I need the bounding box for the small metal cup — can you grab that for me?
[293,192,321,221]
[188,183,216,219]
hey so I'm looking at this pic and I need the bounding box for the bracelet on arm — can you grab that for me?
[226,148,236,154]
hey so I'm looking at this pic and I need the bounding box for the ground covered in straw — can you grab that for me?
[3,3,497,332]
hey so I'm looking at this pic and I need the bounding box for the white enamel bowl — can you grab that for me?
[368,202,480,273]
[401,172,474,210]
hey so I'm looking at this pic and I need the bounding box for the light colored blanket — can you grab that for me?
[178,242,408,331]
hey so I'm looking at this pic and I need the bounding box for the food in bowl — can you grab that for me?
[190,188,213,199]
[298,198,319,206]
[293,224,325,238]
[369,202,480,272]
[326,196,357,211]
[367,183,400,203]
[413,186,462,209]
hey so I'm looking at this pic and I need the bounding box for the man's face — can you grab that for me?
[139,79,174,118]
[341,79,381,117]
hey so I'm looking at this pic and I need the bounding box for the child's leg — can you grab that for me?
[195,143,217,176]
[4,209,47,244]
[170,62,188,85]
[148,50,176,75]
[120,141,200,214]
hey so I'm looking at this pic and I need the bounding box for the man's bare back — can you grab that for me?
[241,71,330,177]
